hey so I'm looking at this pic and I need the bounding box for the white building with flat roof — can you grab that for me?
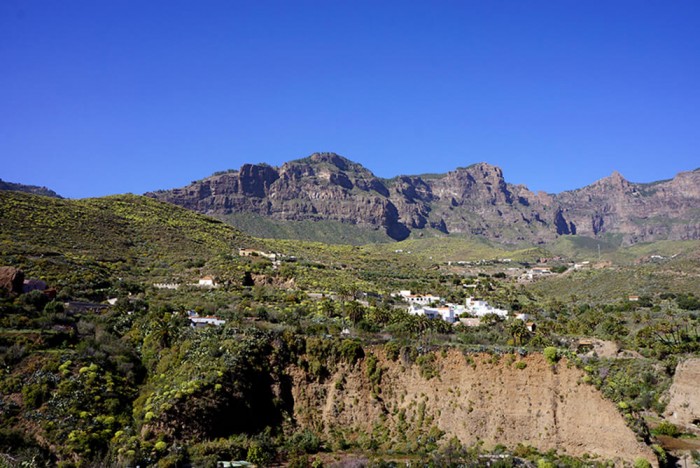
[465,297,508,318]
[408,304,461,323]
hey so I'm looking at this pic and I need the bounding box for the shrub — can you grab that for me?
[652,421,681,437]
[21,290,49,311]
[286,429,321,455]
[22,383,50,409]
[384,341,400,361]
[44,300,65,314]
[247,442,273,466]
[651,444,667,466]
[364,354,383,399]
[339,339,364,364]
[543,347,559,365]
[416,353,439,380]
[515,361,527,370]
[634,458,652,468]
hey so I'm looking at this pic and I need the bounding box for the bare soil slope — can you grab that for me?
[290,351,656,465]
[665,358,700,432]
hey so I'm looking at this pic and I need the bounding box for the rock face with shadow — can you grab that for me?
[147,152,700,244]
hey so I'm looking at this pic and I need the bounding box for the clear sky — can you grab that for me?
[2,1,699,198]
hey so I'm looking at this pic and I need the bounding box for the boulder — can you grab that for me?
[0,266,25,294]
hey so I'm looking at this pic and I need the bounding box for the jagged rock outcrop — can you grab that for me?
[0,266,25,294]
[289,351,657,465]
[147,153,411,240]
[146,153,700,244]
[554,170,700,243]
[386,163,555,242]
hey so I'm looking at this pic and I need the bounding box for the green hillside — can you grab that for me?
[0,191,256,287]
[0,191,435,296]
[218,212,393,245]
[365,235,550,263]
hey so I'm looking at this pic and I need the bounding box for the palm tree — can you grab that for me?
[508,319,530,346]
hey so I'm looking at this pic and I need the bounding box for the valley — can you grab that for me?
[0,188,699,467]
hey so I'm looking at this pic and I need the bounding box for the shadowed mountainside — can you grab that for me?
[146,153,700,245]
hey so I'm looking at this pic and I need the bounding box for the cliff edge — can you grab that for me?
[290,351,656,465]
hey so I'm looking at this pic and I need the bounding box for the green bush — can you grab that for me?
[634,458,652,468]
[365,353,382,396]
[247,442,273,466]
[22,382,50,409]
[652,421,681,437]
[286,429,321,455]
[339,339,364,364]
[543,347,559,365]
[384,341,400,361]
[416,353,439,380]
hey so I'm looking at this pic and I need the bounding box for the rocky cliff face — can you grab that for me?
[147,153,409,240]
[666,358,700,431]
[554,170,700,243]
[290,351,656,465]
[146,153,700,244]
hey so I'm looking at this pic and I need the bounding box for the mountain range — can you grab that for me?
[145,152,700,245]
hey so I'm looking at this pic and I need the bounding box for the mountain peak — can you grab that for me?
[305,152,353,170]
[610,170,625,180]
[593,170,629,188]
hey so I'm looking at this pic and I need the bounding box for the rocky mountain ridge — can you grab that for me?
[0,179,62,198]
[146,153,700,244]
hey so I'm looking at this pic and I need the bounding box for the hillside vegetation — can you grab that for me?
[218,213,394,245]
[0,191,255,288]
[1,190,699,467]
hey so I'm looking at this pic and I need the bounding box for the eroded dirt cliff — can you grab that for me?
[665,358,700,432]
[290,350,656,465]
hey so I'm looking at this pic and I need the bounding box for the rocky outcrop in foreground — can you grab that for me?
[0,266,24,294]
[290,351,656,465]
[146,153,700,244]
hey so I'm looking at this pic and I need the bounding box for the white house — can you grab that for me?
[526,267,552,280]
[190,316,226,327]
[464,297,508,318]
[188,310,226,327]
[198,276,216,287]
[408,305,459,323]
[398,290,443,306]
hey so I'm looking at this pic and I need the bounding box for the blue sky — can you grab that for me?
[1,1,699,198]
